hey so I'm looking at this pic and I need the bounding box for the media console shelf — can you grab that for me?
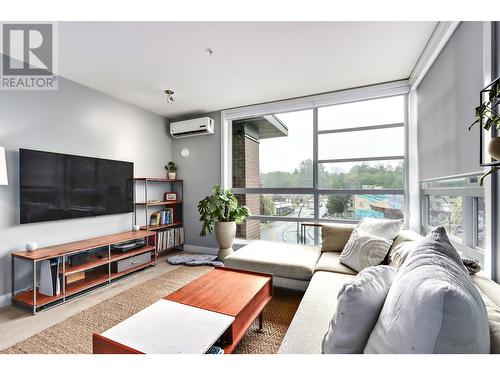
[11,230,156,315]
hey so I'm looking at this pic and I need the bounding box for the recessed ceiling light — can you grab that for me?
[164,89,174,104]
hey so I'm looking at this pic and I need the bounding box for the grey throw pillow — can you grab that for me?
[322,265,396,354]
[364,227,490,354]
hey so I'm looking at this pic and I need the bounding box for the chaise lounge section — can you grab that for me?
[224,224,500,354]
[225,240,323,291]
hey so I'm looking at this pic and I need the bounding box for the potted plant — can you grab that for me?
[469,79,500,185]
[165,162,177,180]
[198,185,250,260]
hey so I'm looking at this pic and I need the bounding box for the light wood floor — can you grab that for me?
[0,254,183,351]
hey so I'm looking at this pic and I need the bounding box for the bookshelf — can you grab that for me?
[134,178,184,255]
[11,230,157,315]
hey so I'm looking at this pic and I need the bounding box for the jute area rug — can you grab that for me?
[1,265,303,354]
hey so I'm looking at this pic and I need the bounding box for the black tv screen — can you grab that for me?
[20,149,134,224]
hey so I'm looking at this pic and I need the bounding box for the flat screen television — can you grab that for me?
[20,149,134,224]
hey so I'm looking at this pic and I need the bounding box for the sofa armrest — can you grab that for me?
[321,223,356,252]
[473,274,500,308]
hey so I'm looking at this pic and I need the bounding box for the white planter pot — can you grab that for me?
[215,221,236,260]
[168,172,176,180]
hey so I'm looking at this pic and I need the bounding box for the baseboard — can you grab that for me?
[182,244,218,256]
[0,293,11,308]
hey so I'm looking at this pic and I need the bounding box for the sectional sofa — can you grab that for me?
[224,224,500,354]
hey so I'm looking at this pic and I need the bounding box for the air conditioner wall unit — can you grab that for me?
[170,117,215,138]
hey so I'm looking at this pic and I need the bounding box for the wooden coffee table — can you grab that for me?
[93,267,272,354]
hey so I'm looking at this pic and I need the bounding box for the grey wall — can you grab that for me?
[417,22,484,180]
[0,76,171,301]
[171,112,221,249]
[497,21,500,74]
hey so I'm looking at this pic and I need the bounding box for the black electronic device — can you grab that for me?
[20,149,134,224]
[111,239,146,253]
[67,253,90,267]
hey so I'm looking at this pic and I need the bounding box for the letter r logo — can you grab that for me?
[2,24,53,76]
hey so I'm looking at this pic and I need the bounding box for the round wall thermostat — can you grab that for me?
[180,148,190,158]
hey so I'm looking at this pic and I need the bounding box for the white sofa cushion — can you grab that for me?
[477,289,500,353]
[314,252,356,275]
[278,271,356,354]
[365,227,490,354]
[473,274,500,354]
[387,240,417,268]
[322,265,396,354]
[339,229,393,272]
[224,240,321,281]
[357,218,403,240]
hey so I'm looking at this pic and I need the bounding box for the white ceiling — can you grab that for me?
[57,22,437,118]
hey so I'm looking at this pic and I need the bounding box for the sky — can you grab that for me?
[258,95,405,174]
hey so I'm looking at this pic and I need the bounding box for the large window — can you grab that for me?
[230,94,407,244]
[421,173,485,266]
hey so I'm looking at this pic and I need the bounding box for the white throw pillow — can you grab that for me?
[322,265,396,354]
[387,240,417,268]
[364,227,490,354]
[339,229,393,272]
[357,218,403,240]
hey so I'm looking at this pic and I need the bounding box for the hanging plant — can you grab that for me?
[469,79,500,185]
[469,80,500,131]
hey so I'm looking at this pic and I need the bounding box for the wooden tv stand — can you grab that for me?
[11,230,157,315]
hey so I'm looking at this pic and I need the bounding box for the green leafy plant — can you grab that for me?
[165,162,177,172]
[480,166,500,186]
[469,80,500,185]
[469,80,500,131]
[198,185,250,236]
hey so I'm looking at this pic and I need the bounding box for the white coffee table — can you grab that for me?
[93,299,234,354]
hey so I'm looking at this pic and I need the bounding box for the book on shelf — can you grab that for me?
[157,227,184,253]
[150,208,174,226]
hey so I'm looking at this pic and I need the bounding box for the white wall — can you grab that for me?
[0,76,171,304]
[417,22,484,180]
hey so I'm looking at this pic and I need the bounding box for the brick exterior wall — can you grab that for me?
[232,132,246,189]
[233,131,261,240]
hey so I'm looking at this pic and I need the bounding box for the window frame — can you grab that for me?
[420,172,485,264]
[220,80,410,244]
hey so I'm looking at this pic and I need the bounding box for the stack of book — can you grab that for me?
[149,208,174,226]
[157,227,184,253]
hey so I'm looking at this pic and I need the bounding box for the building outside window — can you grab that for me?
[231,95,407,245]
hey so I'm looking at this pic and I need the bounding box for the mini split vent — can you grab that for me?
[169,117,215,138]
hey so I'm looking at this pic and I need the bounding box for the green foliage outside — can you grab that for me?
[261,159,403,189]
[326,195,350,218]
[260,195,275,216]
